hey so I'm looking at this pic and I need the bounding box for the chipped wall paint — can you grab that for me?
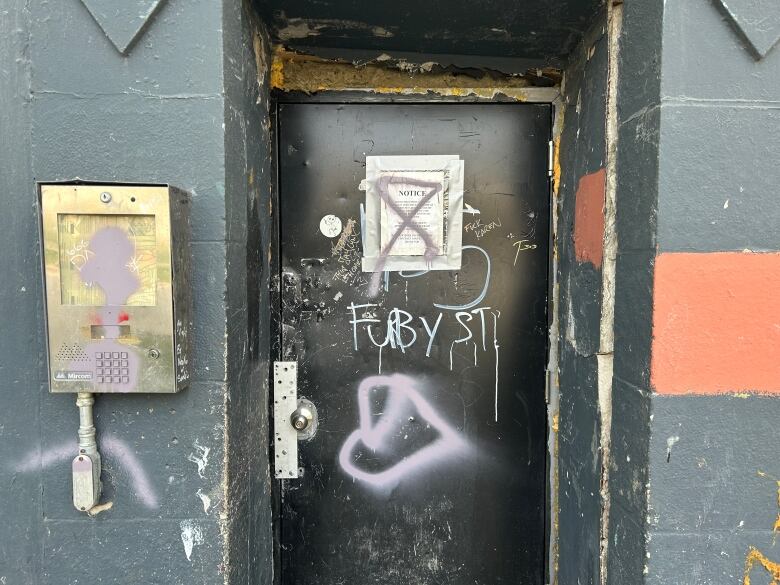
[597,6,622,583]
[572,168,606,268]
[187,439,210,478]
[274,14,395,42]
[554,12,611,585]
[651,252,780,395]
[547,95,566,585]
[180,519,204,561]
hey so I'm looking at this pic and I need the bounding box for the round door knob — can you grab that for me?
[290,407,313,431]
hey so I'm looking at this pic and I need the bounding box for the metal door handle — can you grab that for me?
[291,406,313,431]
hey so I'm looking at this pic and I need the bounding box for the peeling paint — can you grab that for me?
[196,489,212,514]
[665,435,680,462]
[275,15,395,41]
[187,439,210,478]
[548,92,565,585]
[269,46,559,102]
[87,500,113,516]
[598,5,623,584]
[756,470,780,535]
[180,519,204,561]
[276,19,324,41]
[270,45,285,89]
[253,27,268,87]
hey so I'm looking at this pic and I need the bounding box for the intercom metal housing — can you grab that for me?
[39,183,191,393]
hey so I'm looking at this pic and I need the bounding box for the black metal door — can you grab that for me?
[275,102,550,585]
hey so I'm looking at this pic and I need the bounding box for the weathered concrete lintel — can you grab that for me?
[270,46,561,102]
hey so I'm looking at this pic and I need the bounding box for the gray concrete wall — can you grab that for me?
[607,1,780,584]
[555,14,609,585]
[647,1,780,584]
[0,1,272,583]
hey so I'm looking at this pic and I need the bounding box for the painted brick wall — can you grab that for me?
[633,1,780,583]
[556,13,609,585]
[0,1,272,583]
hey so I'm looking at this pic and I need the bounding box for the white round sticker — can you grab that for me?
[319,214,342,238]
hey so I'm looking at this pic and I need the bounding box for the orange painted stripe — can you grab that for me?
[651,252,780,395]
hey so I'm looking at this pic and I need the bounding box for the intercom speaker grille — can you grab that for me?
[55,342,90,362]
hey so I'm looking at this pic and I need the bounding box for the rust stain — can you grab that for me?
[270,46,286,89]
[552,136,561,193]
[572,168,606,268]
[651,252,780,394]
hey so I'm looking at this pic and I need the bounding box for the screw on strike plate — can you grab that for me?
[148,348,160,359]
[99,192,112,203]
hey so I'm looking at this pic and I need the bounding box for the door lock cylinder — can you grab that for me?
[291,406,313,431]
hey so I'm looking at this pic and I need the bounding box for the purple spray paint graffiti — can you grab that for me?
[338,374,471,490]
[12,433,159,508]
[368,175,444,296]
[74,226,143,390]
[80,227,140,306]
[348,244,504,419]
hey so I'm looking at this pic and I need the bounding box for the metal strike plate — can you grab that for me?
[274,361,298,478]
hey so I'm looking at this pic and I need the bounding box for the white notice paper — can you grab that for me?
[379,170,445,257]
[362,154,464,274]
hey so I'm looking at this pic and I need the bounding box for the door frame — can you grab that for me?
[268,88,561,585]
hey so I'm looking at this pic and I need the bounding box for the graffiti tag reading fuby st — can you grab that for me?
[348,303,502,420]
[350,245,504,421]
[348,303,498,360]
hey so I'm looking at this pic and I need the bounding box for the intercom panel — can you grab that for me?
[39,183,191,393]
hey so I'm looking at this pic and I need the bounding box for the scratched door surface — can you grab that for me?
[275,102,550,585]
